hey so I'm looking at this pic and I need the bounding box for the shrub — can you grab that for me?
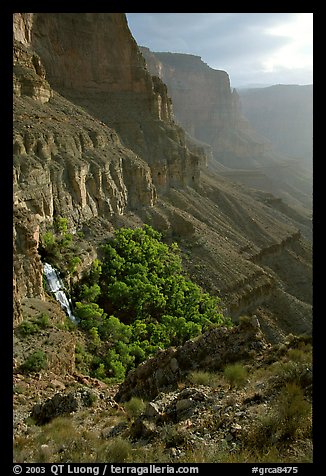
[246,382,311,450]
[223,363,248,388]
[42,231,56,249]
[270,359,312,389]
[124,397,146,419]
[99,437,132,463]
[274,382,311,440]
[67,256,81,274]
[21,350,47,373]
[54,216,68,235]
[36,313,51,329]
[17,320,40,337]
[161,424,191,448]
[188,370,219,387]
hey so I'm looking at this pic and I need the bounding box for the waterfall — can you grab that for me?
[43,262,78,323]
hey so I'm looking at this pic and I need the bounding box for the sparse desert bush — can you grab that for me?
[97,437,132,463]
[124,397,146,419]
[275,382,311,440]
[270,359,312,389]
[223,363,248,388]
[188,370,220,387]
[246,382,311,451]
[21,350,47,374]
[161,423,191,448]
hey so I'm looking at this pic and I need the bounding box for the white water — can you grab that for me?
[43,262,78,323]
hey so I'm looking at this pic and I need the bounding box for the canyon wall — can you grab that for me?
[13,13,312,341]
[140,48,312,212]
[15,13,202,192]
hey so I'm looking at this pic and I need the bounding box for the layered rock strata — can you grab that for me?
[14,13,202,192]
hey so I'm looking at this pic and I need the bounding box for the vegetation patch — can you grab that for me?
[223,363,248,388]
[70,225,231,382]
[20,350,47,374]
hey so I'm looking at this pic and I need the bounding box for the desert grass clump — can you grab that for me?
[246,382,311,452]
[274,382,311,440]
[270,358,312,389]
[98,437,132,463]
[161,423,192,449]
[124,397,146,419]
[20,350,47,374]
[223,363,248,388]
[188,370,220,387]
[14,436,33,463]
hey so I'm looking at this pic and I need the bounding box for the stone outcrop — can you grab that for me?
[115,317,267,402]
[13,41,52,104]
[31,388,97,424]
[13,207,45,324]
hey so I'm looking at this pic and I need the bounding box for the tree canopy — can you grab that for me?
[74,225,230,382]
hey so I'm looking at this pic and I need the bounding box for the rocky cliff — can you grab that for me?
[13,13,312,342]
[17,13,201,192]
[140,48,312,213]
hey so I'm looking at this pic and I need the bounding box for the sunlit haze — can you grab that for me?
[126,13,313,87]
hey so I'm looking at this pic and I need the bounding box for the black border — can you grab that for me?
[6,6,320,473]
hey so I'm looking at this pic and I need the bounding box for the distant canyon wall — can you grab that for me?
[140,48,312,212]
[140,48,269,168]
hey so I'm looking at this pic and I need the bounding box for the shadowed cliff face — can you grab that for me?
[15,13,201,192]
[13,13,312,341]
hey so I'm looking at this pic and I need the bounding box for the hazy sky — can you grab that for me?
[126,13,313,87]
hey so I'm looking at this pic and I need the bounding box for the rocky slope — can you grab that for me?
[13,322,312,463]
[140,48,312,213]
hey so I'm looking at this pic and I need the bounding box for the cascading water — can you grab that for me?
[43,262,78,323]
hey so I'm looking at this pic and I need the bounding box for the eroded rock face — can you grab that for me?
[13,41,157,225]
[13,207,45,324]
[13,13,202,192]
[13,40,52,104]
[115,317,268,402]
[13,27,159,306]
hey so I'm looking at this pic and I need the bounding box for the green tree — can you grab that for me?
[74,225,230,381]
